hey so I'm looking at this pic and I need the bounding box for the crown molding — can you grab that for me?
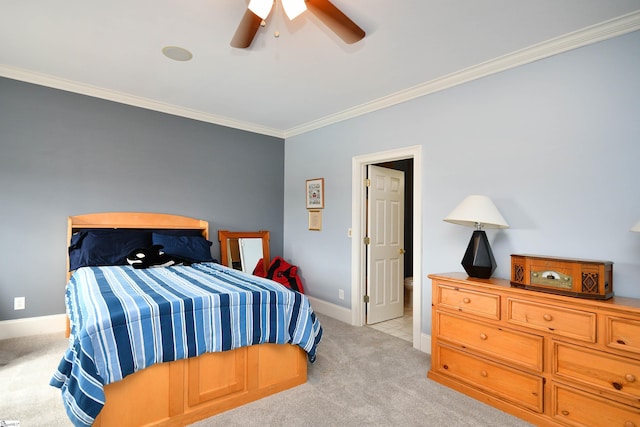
[284,10,640,138]
[2,11,638,140]
[0,65,285,138]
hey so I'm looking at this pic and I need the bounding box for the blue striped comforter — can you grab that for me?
[50,262,323,426]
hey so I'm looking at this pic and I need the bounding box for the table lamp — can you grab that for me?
[444,195,509,279]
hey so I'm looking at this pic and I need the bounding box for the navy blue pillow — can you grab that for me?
[152,233,213,262]
[69,229,152,271]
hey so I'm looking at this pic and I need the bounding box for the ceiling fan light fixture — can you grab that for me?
[281,0,307,20]
[248,0,273,20]
[232,0,365,48]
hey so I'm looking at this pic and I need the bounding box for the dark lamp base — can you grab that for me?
[461,230,497,279]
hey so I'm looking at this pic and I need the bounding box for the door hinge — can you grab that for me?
[363,236,370,245]
[364,178,370,187]
[363,295,370,303]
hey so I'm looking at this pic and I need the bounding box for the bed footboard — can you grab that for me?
[93,343,307,426]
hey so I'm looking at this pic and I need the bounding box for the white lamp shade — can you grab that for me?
[444,195,509,229]
[249,0,306,20]
[632,220,640,232]
[248,0,273,19]
[282,0,307,20]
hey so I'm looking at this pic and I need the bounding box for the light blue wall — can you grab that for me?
[283,31,640,333]
[3,32,639,333]
[0,78,284,321]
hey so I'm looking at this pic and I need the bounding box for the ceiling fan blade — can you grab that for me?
[306,0,365,44]
[230,9,263,48]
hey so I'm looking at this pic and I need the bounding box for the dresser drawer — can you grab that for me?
[607,316,640,355]
[552,382,640,427]
[436,284,500,320]
[436,311,543,372]
[434,344,543,412]
[553,342,640,401]
[507,298,596,342]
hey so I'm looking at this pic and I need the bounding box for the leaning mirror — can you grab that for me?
[218,230,270,275]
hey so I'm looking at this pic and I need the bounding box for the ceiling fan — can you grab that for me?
[231,0,365,48]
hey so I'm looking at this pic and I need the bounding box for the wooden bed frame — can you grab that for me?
[66,212,307,427]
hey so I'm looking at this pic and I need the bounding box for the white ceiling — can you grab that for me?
[1,1,640,138]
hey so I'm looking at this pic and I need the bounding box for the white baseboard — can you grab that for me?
[306,295,352,324]
[0,314,66,340]
[421,333,432,355]
[307,295,431,354]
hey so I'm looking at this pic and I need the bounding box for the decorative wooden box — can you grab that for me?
[510,254,613,299]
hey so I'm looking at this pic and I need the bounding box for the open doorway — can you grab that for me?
[350,146,423,351]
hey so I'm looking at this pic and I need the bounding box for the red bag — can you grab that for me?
[265,256,305,293]
[252,258,267,277]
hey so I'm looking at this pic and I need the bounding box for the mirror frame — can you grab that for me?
[218,230,271,275]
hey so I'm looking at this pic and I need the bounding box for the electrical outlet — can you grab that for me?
[14,297,25,310]
[338,289,345,300]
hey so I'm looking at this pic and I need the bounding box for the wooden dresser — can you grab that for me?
[428,273,640,427]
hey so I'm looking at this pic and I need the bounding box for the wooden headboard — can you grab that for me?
[66,212,209,280]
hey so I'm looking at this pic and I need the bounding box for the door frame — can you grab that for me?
[350,145,422,350]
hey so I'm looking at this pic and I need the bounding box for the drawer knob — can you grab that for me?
[480,370,488,377]
[624,422,635,427]
[462,297,471,304]
[561,410,570,416]
[625,374,636,383]
[543,314,553,321]
[479,333,488,340]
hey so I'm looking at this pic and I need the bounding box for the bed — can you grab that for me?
[50,212,323,426]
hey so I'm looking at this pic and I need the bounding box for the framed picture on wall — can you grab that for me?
[306,178,324,209]
[308,210,322,231]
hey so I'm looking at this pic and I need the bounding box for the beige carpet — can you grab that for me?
[1,314,532,426]
[0,331,71,426]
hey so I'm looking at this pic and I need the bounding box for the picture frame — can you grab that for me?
[305,178,324,209]
[308,210,322,231]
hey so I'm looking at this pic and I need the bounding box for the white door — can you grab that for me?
[366,165,405,324]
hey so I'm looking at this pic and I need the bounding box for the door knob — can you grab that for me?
[399,248,406,254]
